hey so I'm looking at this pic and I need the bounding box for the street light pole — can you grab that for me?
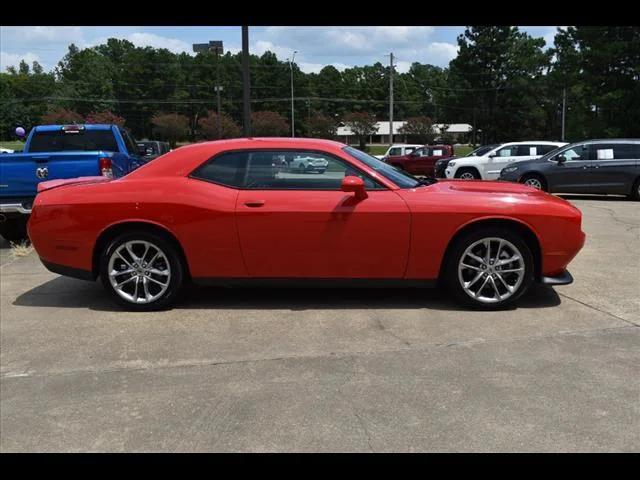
[389,52,394,145]
[242,26,251,136]
[289,51,297,137]
[193,40,224,139]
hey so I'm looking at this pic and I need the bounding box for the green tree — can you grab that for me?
[251,111,289,136]
[197,111,241,139]
[399,116,435,144]
[305,112,337,139]
[151,113,190,147]
[344,112,377,150]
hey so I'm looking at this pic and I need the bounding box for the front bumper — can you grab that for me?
[541,270,574,286]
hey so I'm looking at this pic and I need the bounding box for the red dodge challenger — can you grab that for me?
[28,138,586,311]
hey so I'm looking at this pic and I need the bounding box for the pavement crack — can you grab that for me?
[372,316,412,347]
[558,292,640,327]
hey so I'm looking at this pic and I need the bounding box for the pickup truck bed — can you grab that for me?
[0,124,144,242]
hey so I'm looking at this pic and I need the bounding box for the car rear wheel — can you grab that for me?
[100,231,184,311]
[444,227,534,309]
[520,174,547,192]
[298,164,306,173]
[455,168,480,180]
[0,217,29,243]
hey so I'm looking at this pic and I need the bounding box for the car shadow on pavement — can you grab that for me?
[12,276,561,312]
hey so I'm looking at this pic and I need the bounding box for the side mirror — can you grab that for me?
[341,176,368,200]
[557,154,567,164]
[138,145,148,155]
[488,153,497,158]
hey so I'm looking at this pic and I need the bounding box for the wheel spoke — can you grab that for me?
[495,255,521,267]
[111,268,135,277]
[488,276,500,299]
[494,240,503,263]
[461,263,483,272]
[484,239,491,264]
[499,267,524,273]
[116,251,135,270]
[147,276,169,287]
[466,271,484,288]
[142,277,151,301]
[148,268,169,276]
[115,275,137,288]
[466,252,485,265]
[495,273,514,293]
[475,275,491,297]
[126,243,140,264]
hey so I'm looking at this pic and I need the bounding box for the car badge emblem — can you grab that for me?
[36,167,49,179]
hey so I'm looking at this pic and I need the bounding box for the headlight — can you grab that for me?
[502,166,519,174]
[448,161,456,167]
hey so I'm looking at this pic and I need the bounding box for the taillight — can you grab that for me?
[99,157,113,178]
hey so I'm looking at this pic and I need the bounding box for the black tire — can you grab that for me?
[443,227,535,310]
[520,174,547,192]
[298,164,306,173]
[318,169,326,174]
[631,178,640,201]
[0,217,29,243]
[455,167,480,180]
[99,230,185,311]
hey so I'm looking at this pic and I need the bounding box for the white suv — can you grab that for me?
[445,141,567,180]
[288,155,329,174]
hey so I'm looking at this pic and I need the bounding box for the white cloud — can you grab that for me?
[0,51,41,71]
[85,32,192,54]
[298,62,350,74]
[0,26,83,46]
[425,42,459,64]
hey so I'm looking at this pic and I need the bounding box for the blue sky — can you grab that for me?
[1,26,562,74]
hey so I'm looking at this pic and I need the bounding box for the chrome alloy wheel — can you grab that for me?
[524,177,543,190]
[457,237,525,304]
[459,171,476,180]
[107,240,171,304]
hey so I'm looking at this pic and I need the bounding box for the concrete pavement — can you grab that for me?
[1,196,638,452]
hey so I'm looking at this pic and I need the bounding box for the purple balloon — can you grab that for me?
[15,127,25,137]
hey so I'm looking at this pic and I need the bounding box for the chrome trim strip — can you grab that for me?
[0,203,32,214]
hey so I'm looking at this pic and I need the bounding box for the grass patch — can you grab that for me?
[10,240,33,258]
[0,140,26,151]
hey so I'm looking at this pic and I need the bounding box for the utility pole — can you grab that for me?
[289,51,297,137]
[192,40,224,138]
[561,87,566,141]
[242,26,251,136]
[389,52,394,145]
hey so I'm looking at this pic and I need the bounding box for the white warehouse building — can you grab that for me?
[336,121,473,144]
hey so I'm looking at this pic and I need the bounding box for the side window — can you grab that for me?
[538,144,559,155]
[430,147,444,157]
[592,144,636,160]
[388,147,401,156]
[404,147,416,155]
[245,150,383,190]
[516,145,538,156]
[496,146,516,157]
[191,151,248,188]
[561,145,588,161]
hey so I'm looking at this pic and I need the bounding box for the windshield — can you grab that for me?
[29,130,119,153]
[343,146,432,188]
[467,144,500,157]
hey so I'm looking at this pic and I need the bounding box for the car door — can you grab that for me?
[583,143,639,194]
[234,149,412,278]
[484,145,519,179]
[547,144,594,193]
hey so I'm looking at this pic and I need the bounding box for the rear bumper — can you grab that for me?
[0,202,32,215]
[541,269,574,286]
[41,259,96,281]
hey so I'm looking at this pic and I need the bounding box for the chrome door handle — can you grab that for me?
[244,200,265,207]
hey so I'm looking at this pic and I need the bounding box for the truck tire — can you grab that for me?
[0,217,29,243]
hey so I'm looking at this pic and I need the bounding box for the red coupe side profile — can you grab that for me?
[28,138,586,311]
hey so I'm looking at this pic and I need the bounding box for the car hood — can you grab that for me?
[431,179,546,196]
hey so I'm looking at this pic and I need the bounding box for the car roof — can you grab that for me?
[578,138,640,144]
[498,141,567,146]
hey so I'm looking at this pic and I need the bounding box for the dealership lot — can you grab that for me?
[0,196,638,452]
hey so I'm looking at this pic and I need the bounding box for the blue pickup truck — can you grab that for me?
[0,124,146,242]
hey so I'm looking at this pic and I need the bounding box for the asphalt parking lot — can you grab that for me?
[1,195,638,452]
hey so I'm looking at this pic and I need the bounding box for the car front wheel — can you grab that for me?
[455,168,480,180]
[520,174,547,191]
[100,231,184,311]
[445,227,534,309]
